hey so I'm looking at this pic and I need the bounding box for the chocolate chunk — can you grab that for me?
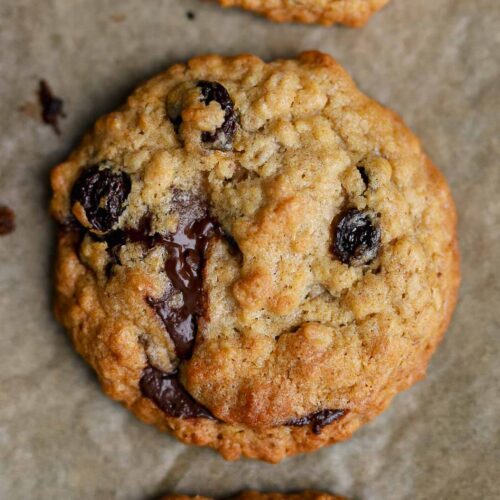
[0,206,15,236]
[287,409,346,434]
[105,212,152,250]
[186,11,195,20]
[71,165,131,233]
[147,192,222,359]
[197,80,237,150]
[38,80,65,135]
[96,214,155,276]
[333,209,381,266]
[140,365,215,419]
[357,166,369,187]
[170,113,183,132]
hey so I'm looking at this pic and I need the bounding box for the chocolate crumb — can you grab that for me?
[0,206,15,236]
[186,11,195,20]
[38,80,65,135]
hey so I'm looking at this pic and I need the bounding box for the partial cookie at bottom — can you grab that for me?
[161,492,346,500]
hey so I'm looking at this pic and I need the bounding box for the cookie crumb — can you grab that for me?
[186,11,195,20]
[0,206,15,236]
[110,13,126,23]
[38,80,65,135]
[19,101,40,120]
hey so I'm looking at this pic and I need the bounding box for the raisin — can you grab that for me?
[71,164,131,233]
[333,209,381,266]
[197,80,237,150]
[286,409,346,434]
[140,366,215,419]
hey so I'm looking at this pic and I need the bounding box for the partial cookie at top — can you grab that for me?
[217,0,391,26]
[51,51,459,463]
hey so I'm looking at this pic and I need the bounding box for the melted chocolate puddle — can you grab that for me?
[286,409,346,434]
[148,219,222,359]
[140,366,215,419]
[100,192,222,359]
[146,192,222,359]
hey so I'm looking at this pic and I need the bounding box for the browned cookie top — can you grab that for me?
[51,52,459,462]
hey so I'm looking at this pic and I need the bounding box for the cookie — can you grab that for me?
[161,492,345,500]
[217,0,391,27]
[51,51,460,463]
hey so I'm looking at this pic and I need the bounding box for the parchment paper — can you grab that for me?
[0,0,499,499]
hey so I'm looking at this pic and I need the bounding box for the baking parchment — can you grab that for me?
[0,0,499,499]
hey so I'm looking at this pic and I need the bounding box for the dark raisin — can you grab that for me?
[186,11,195,20]
[140,365,215,419]
[197,80,237,150]
[286,409,346,434]
[71,164,131,233]
[0,206,15,236]
[38,80,65,135]
[333,209,381,266]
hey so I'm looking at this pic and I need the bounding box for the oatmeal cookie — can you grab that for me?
[51,51,459,463]
[217,0,391,27]
[161,492,345,500]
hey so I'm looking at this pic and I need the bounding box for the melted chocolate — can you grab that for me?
[357,166,369,187]
[100,192,222,359]
[286,409,346,435]
[140,365,215,419]
[147,193,222,359]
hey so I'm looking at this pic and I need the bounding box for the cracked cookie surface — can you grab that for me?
[51,51,459,463]
[217,0,391,26]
